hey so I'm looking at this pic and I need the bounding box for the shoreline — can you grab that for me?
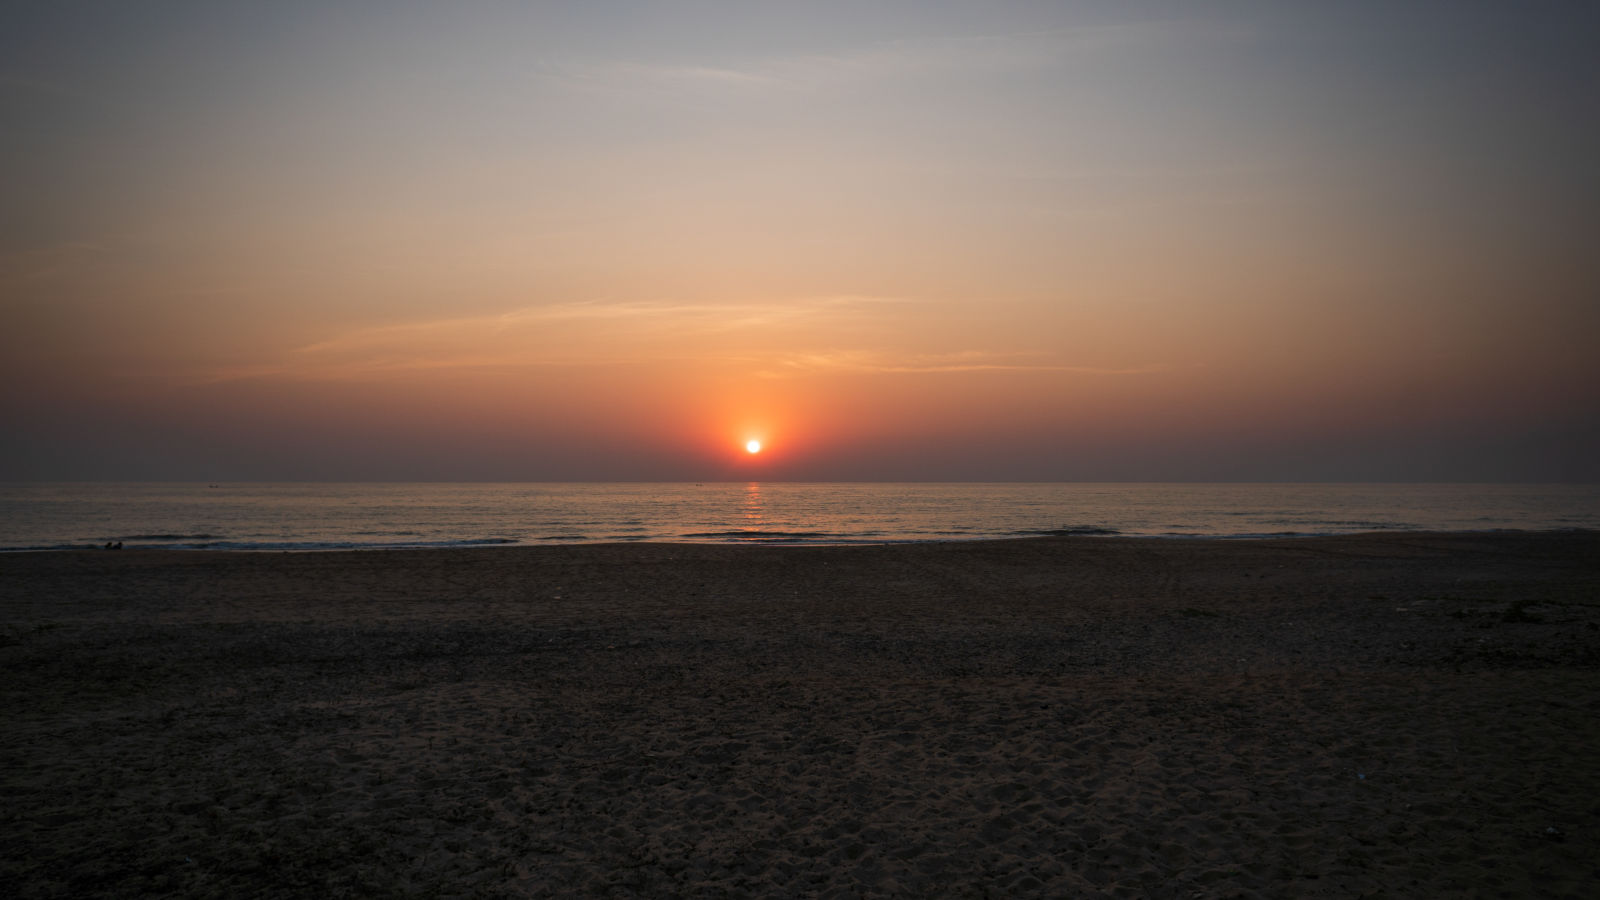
[4,531,1598,896]
[4,524,1596,555]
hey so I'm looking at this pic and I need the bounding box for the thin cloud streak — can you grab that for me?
[187,296,911,383]
[172,297,1164,387]
[543,21,1249,98]
[758,350,1168,378]
[294,296,904,355]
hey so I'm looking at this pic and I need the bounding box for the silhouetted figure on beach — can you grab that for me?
[104,542,112,550]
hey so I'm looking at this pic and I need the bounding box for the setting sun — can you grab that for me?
[746,440,762,454]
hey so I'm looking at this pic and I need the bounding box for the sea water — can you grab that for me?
[1,483,1595,551]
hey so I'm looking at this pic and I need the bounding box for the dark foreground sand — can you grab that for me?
[3,532,1598,898]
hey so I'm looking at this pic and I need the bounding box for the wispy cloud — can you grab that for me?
[292,296,899,355]
[187,296,908,383]
[755,350,1167,378]
[172,296,1164,386]
[542,21,1248,98]
[541,60,780,94]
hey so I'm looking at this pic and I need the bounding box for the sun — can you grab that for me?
[746,439,762,454]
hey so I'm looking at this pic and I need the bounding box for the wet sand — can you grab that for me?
[3,531,1598,897]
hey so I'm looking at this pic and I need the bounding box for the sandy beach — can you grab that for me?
[3,531,1597,897]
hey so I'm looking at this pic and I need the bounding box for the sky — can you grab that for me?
[3,1,1598,481]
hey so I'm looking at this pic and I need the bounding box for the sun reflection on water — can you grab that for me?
[742,482,763,532]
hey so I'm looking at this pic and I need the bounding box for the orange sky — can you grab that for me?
[3,2,1598,480]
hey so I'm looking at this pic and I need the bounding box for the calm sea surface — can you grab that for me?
[1,483,1595,551]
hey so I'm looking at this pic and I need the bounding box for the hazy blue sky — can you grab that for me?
[3,2,1597,480]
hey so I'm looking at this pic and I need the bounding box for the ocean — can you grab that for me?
[1,482,1595,551]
